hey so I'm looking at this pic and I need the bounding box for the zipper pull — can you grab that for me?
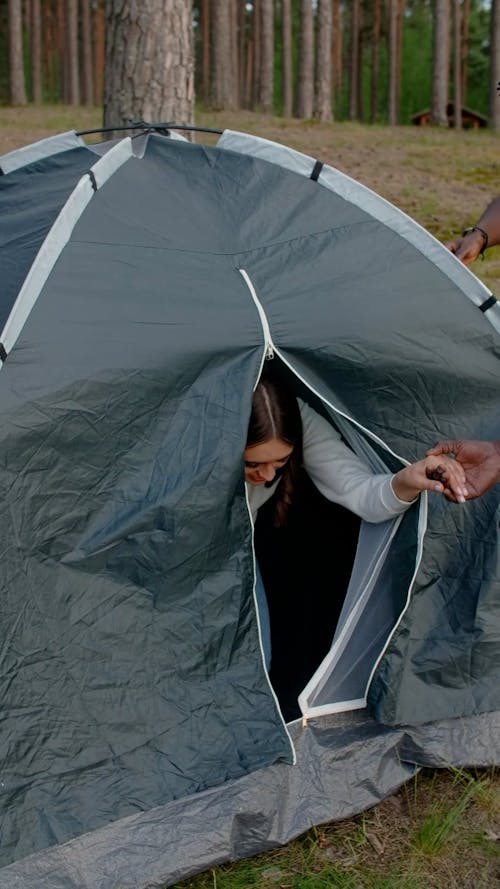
[265,342,274,360]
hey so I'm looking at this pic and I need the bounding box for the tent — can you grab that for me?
[0,126,499,888]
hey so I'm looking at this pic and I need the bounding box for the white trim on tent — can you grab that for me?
[239,266,296,752]
[0,130,87,174]
[0,139,134,365]
[238,267,427,720]
[220,130,500,336]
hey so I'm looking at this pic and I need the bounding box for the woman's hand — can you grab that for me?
[392,456,468,504]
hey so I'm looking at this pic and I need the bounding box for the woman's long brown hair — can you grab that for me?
[246,374,303,527]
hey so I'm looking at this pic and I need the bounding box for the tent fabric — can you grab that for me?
[0,709,499,889]
[0,146,101,329]
[0,129,499,883]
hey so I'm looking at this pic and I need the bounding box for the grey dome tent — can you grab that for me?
[0,126,499,889]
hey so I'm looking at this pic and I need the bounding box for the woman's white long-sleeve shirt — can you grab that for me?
[246,399,413,523]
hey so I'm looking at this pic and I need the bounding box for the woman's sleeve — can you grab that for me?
[299,400,414,523]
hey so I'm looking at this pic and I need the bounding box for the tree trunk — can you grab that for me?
[349,0,360,120]
[81,0,94,106]
[430,0,450,126]
[67,0,80,104]
[387,0,398,125]
[252,0,261,107]
[281,0,293,117]
[259,0,274,112]
[93,0,105,106]
[211,0,235,109]
[238,0,247,106]
[395,0,404,117]
[490,0,500,131]
[371,0,381,123]
[230,0,240,108]
[30,0,42,103]
[314,0,332,121]
[104,0,194,129]
[42,0,55,100]
[461,0,470,103]
[332,0,342,107]
[296,0,314,118]
[57,0,69,102]
[356,0,364,120]
[200,0,210,106]
[453,0,462,129]
[8,0,27,104]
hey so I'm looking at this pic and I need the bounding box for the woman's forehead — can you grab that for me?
[244,437,294,463]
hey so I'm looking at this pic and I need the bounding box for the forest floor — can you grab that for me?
[1,105,500,888]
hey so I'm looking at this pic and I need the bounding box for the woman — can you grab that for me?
[245,375,468,668]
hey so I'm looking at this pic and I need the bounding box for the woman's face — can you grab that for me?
[244,437,294,485]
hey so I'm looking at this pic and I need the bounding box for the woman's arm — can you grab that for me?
[299,401,467,522]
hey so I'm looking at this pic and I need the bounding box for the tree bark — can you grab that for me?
[211,0,236,109]
[371,0,381,123]
[395,0,404,116]
[81,0,94,106]
[490,0,500,130]
[30,0,42,103]
[453,0,462,129]
[332,0,342,107]
[8,0,27,104]
[461,0,470,103]
[200,0,210,106]
[42,0,55,100]
[259,0,274,112]
[104,0,194,129]
[67,0,80,104]
[93,0,105,106]
[387,0,398,125]
[314,0,332,121]
[252,0,261,108]
[281,0,293,117]
[238,0,246,105]
[349,0,360,120]
[296,0,314,118]
[430,0,450,126]
[57,0,69,102]
[230,0,240,108]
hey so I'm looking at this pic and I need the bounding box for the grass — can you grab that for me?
[1,104,499,889]
[174,769,500,889]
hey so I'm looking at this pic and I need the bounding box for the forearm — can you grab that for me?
[471,197,500,251]
[493,441,500,482]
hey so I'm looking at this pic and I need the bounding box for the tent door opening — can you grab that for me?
[251,359,423,725]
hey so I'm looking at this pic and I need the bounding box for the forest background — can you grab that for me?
[1,1,499,128]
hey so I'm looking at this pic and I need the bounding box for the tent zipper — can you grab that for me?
[238,269,274,360]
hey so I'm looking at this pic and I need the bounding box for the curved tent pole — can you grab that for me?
[76,120,223,137]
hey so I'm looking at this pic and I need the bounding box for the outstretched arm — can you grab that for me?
[425,440,500,500]
[444,196,500,264]
[391,455,468,503]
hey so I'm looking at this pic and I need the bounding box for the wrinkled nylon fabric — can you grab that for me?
[0,147,99,330]
[0,709,499,889]
[0,134,498,875]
